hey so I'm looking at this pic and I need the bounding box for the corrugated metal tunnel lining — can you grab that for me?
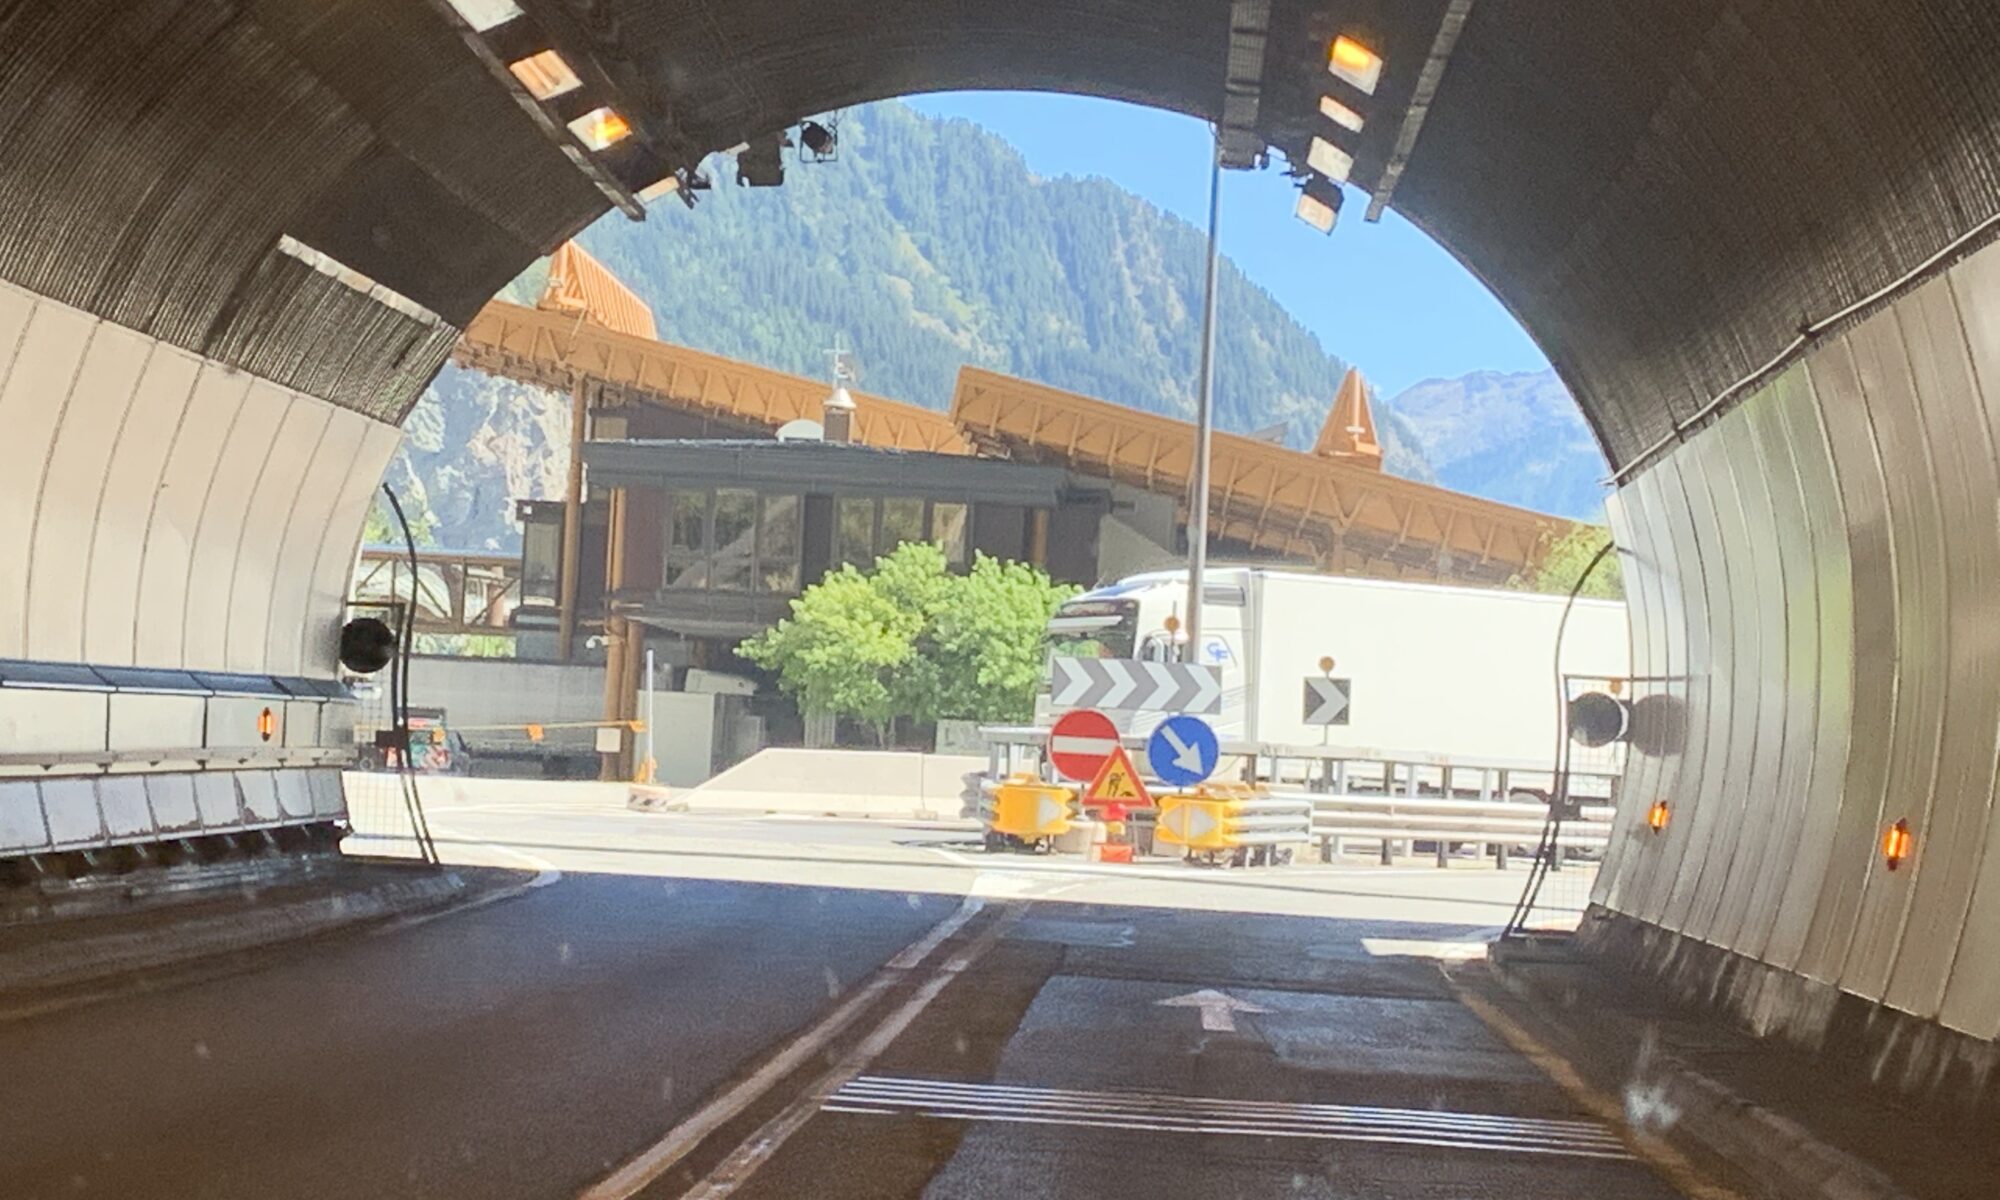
[7,0,2000,1064]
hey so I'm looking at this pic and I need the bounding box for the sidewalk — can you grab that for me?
[0,855,528,1008]
[1462,928,1982,1200]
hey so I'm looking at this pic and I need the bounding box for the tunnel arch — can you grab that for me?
[7,0,2000,1083]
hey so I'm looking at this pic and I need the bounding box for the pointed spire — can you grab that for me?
[1313,367,1383,470]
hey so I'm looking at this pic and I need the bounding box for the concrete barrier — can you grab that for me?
[684,748,985,819]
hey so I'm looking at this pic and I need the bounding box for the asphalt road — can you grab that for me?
[3,784,1677,1199]
[0,873,957,1199]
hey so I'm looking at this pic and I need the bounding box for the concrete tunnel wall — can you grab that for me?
[1592,233,2000,1048]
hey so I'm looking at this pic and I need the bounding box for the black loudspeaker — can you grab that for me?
[339,617,398,675]
[1566,690,1631,748]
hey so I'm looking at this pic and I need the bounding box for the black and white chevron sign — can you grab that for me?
[1304,676,1351,725]
[1048,658,1223,714]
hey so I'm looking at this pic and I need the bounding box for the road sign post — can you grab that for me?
[1049,708,1120,782]
[1083,746,1151,811]
[1147,715,1220,789]
[1049,659,1222,714]
[1304,677,1352,725]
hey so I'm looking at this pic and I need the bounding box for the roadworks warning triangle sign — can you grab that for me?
[1084,746,1151,809]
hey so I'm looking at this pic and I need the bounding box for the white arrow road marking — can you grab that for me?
[1158,724,1204,773]
[1155,988,1270,1033]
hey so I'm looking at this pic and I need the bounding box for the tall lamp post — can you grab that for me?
[1184,139,1223,662]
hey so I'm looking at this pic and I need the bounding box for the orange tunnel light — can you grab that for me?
[257,707,277,743]
[1646,799,1669,833]
[1883,819,1914,871]
[1329,36,1384,94]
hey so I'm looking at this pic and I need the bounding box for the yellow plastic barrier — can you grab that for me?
[986,774,1076,841]
[1156,786,1313,860]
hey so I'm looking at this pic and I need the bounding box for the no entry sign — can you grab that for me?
[1049,708,1120,782]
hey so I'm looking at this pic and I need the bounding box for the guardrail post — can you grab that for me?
[1379,836,1393,866]
[1435,838,1449,869]
[1496,842,1509,870]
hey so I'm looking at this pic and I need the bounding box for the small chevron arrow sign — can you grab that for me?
[1304,677,1351,725]
[1049,658,1222,715]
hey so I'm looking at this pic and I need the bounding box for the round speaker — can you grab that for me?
[339,617,398,675]
[1567,690,1630,748]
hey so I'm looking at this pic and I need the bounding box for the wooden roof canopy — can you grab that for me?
[453,246,1566,584]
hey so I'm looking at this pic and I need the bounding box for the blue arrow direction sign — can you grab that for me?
[1148,714,1220,789]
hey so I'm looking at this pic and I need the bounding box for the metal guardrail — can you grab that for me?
[1299,792,1613,868]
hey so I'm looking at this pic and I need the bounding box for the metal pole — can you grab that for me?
[1185,140,1223,659]
[645,647,657,784]
[557,378,590,661]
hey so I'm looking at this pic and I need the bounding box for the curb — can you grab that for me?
[1485,942,1913,1200]
[0,869,471,998]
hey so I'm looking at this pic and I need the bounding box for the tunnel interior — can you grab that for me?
[6,0,2000,1064]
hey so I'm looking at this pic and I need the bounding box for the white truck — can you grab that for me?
[1040,567,1629,768]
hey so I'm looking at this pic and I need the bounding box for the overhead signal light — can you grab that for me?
[568,106,631,151]
[1320,95,1365,133]
[1295,176,1343,234]
[445,0,522,32]
[509,50,581,100]
[1329,36,1384,94]
[1306,137,1353,183]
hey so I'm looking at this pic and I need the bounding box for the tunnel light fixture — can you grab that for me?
[1306,136,1354,183]
[568,106,632,151]
[1882,819,1914,871]
[1329,35,1384,95]
[508,49,581,100]
[1647,799,1670,833]
[1294,175,1343,234]
[257,707,277,743]
[444,0,522,32]
[1320,95,1366,133]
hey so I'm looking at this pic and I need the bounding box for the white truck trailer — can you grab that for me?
[1040,567,1629,768]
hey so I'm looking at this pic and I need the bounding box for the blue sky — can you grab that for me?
[904,91,1549,398]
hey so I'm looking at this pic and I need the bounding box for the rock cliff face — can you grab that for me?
[1389,368,1610,521]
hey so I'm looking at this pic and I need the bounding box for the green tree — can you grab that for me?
[929,555,1077,722]
[738,543,1075,742]
[1517,524,1623,599]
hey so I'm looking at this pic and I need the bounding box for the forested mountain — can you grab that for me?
[386,101,1466,548]
[1389,369,1609,521]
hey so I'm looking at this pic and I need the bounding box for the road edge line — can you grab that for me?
[680,908,1022,1199]
[577,895,986,1200]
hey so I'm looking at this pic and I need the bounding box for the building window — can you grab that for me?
[930,501,968,566]
[664,490,708,589]
[663,489,803,593]
[759,494,801,593]
[880,497,924,556]
[521,518,560,605]
[837,497,875,568]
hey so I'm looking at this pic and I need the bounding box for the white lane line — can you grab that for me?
[837,1077,1622,1141]
[676,910,1021,1200]
[820,1103,1636,1161]
[577,896,989,1200]
[822,1077,1634,1161]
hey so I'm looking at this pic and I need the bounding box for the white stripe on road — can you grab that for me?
[677,911,1022,1199]
[577,896,990,1200]
[822,1076,1634,1161]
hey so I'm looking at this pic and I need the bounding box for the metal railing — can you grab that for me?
[1301,790,1613,868]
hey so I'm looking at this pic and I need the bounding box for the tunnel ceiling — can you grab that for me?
[552,0,2000,471]
[6,1,2000,463]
